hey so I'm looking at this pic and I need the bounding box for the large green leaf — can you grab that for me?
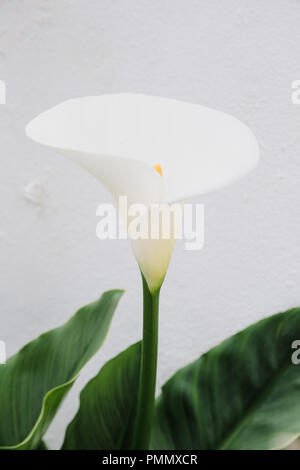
[0,289,123,449]
[62,342,141,450]
[152,307,300,450]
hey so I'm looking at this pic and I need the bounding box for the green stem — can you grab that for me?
[132,274,160,450]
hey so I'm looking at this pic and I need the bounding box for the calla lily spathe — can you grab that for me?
[26,93,259,290]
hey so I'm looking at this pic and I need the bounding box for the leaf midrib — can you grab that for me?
[217,356,290,450]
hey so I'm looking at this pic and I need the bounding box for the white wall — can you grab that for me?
[1,0,299,449]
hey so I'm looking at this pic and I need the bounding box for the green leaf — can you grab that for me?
[36,440,48,450]
[0,289,123,450]
[62,342,141,450]
[152,307,300,450]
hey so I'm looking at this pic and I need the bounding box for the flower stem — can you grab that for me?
[132,274,160,450]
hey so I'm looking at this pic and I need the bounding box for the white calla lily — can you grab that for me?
[26,93,259,449]
[26,93,259,291]
[128,202,183,292]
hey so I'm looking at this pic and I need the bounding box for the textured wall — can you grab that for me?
[1,0,299,449]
